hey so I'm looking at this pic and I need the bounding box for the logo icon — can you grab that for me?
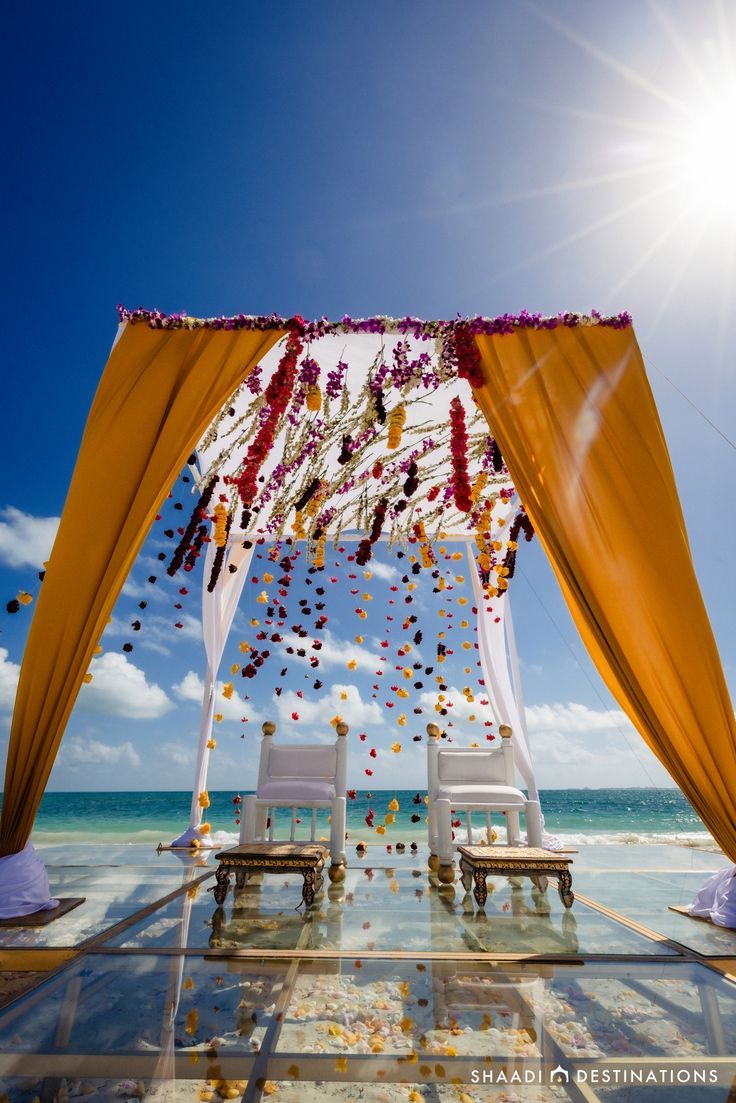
[550,1064,569,1084]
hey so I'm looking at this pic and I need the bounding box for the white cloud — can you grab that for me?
[276,683,382,734]
[172,669,259,724]
[526,701,632,736]
[105,612,202,651]
[279,629,382,674]
[61,735,142,768]
[0,507,59,569]
[79,653,173,719]
[0,648,20,713]
[365,560,400,584]
[160,741,196,767]
[417,684,494,727]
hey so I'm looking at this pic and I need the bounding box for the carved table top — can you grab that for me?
[457,845,572,871]
[215,842,328,868]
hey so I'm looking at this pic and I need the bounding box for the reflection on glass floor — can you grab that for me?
[104,866,672,957]
[0,843,734,1100]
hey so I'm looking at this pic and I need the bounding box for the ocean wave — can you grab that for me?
[30,827,715,849]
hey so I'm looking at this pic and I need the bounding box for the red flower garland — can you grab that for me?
[231,321,305,508]
[449,397,473,512]
[453,323,484,389]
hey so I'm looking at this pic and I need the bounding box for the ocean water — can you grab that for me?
[26,788,713,848]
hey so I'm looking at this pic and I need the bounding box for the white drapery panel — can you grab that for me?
[466,545,562,850]
[466,544,536,795]
[171,536,254,847]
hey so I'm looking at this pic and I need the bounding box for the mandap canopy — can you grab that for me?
[1,307,735,917]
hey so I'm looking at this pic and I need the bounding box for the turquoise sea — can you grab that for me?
[26,788,713,849]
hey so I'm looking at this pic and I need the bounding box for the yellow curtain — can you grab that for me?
[0,323,285,856]
[474,325,736,861]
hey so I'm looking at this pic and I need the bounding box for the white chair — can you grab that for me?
[241,720,348,881]
[426,722,542,883]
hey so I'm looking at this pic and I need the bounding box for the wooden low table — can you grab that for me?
[457,845,574,910]
[213,842,328,909]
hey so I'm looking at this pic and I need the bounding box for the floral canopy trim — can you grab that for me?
[118,305,632,337]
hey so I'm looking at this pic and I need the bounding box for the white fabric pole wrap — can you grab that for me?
[466,545,536,795]
[170,535,254,847]
[0,842,59,919]
[688,866,736,928]
[466,546,561,850]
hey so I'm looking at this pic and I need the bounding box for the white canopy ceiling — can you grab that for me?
[193,331,516,549]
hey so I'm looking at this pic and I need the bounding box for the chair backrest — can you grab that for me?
[256,720,348,796]
[267,744,338,781]
[426,722,515,797]
[437,748,509,785]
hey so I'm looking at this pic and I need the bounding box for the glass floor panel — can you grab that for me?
[0,866,210,950]
[1,958,733,1098]
[102,867,673,956]
[0,953,284,1068]
[571,870,736,957]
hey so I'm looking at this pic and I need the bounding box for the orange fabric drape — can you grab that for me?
[0,323,285,856]
[474,325,736,860]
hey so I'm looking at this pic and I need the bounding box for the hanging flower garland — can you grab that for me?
[449,397,473,513]
[228,320,305,519]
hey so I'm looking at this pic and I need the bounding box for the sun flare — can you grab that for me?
[667,84,736,220]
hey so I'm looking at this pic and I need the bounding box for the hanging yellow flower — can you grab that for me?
[214,713,223,723]
[83,672,93,684]
[263,572,273,583]
[256,590,268,604]
[206,738,216,750]
[314,534,326,569]
[292,510,306,540]
[306,384,322,411]
[387,403,407,449]
[472,471,488,502]
[222,682,233,699]
[306,482,326,517]
[198,791,210,809]
[213,503,229,548]
[17,591,33,606]
[388,798,399,811]
[347,659,357,671]
[199,822,211,834]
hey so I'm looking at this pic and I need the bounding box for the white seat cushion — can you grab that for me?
[257,779,336,801]
[436,784,527,808]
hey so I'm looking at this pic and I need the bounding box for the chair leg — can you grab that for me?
[427,800,437,853]
[525,800,543,848]
[436,799,454,875]
[507,810,521,845]
[329,797,347,870]
[255,802,269,841]
[241,797,257,845]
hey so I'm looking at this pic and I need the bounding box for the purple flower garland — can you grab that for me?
[117,305,633,337]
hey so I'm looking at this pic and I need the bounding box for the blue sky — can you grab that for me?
[1,0,734,793]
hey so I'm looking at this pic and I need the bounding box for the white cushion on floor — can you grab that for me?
[436,784,527,808]
[257,779,336,801]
